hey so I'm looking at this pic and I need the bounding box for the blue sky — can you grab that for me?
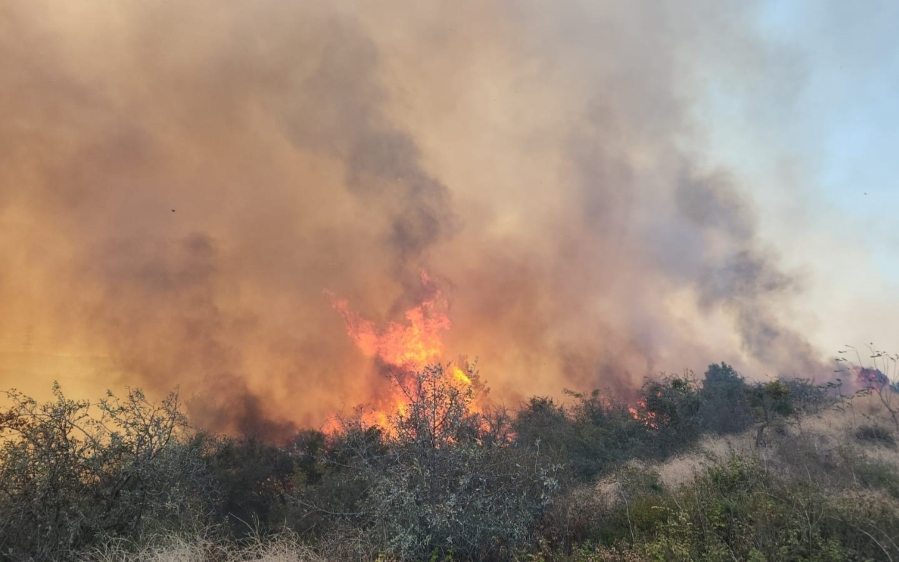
[709,2,898,215]
[758,0,899,262]
[691,1,899,352]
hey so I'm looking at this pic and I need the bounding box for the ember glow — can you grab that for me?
[628,400,660,430]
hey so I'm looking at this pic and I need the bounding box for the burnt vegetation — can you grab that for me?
[1,363,898,561]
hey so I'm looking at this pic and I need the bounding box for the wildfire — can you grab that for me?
[452,366,472,385]
[628,399,660,430]
[326,273,477,432]
[328,288,450,371]
[627,404,640,420]
[856,367,890,393]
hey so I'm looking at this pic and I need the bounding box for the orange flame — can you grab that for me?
[326,274,474,432]
[628,399,660,430]
[329,289,450,371]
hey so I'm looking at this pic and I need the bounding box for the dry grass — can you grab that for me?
[569,393,899,522]
[647,392,899,491]
[83,533,330,562]
[574,394,899,561]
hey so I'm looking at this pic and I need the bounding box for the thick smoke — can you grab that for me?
[0,1,827,435]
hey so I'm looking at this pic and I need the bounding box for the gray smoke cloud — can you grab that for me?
[0,1,828,435]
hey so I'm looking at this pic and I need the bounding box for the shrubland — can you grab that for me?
[1,360,897,561]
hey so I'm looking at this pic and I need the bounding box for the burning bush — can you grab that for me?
[514,377,710,484]
[292,364,560,560]
[836,345,899,435]
[857,367,891,392]
[638,373,704,453]
[1,364,894,561]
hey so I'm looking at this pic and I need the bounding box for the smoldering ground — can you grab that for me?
[0,1,828,436]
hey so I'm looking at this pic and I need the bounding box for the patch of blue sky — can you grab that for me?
[738,0,899,281]
[754,1,899,203]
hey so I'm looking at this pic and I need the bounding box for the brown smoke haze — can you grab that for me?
[0,1,829,436]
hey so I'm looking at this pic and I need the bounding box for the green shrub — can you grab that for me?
[746,380,795,446]
[292,364,560,561]
[205,435,302,537]
[855,460,899,499]
[0,385,212,561]
[637,373,704,457]
[516,371,727,484]
[564,390,651,480]
[699,363,752,435]
[514,397,575,462]
[281,423,384,540]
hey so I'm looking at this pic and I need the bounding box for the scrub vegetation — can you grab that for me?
[2,361,898,561]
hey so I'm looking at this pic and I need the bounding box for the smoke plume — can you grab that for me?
[0,1,828,435]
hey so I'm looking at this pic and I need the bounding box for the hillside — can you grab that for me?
[3,367,899,561]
